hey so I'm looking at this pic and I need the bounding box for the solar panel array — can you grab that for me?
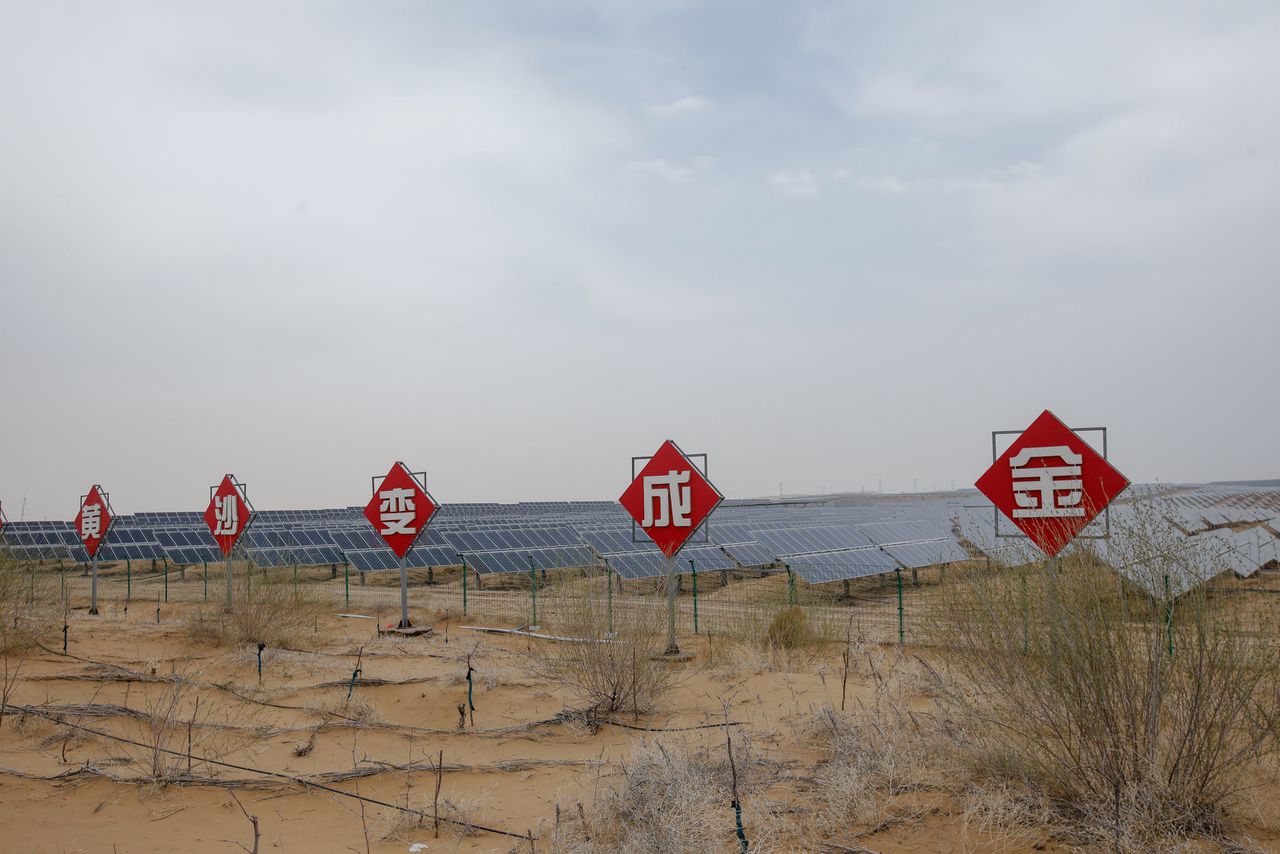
[3,485,1275,596]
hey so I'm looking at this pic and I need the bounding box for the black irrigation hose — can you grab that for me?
[15,706,534,841]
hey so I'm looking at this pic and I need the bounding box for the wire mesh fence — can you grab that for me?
[15,553,1280,650]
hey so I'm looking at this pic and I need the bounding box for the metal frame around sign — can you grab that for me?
[991,425,1113,541]
[629,443,718,548]
[209,474,257,560]
[369,464,437,558]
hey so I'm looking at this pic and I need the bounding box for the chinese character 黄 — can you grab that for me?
[1009,446,1085,518]
[80,503,102,540]
[642,470,692,528]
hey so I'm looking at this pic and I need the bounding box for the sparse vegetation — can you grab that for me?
[533,591,676,715]
[927,515,1280,851]
[184,571,329,648]
[553,740,751,854]
[763,605,812,649]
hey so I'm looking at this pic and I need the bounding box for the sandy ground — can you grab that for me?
[2,587,1278,854]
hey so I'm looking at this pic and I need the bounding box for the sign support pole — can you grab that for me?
[225,554,234,612]
[398,555,411,629]
[664,554,679,655]
[89,557,98,615]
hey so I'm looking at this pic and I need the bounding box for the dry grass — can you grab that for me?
[553,738,771,854]
[0,559,60,729]
[809,648,945,835]
[184,571,330,649]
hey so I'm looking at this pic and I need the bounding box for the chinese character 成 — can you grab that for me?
[1010,446,1085,518]
[378,487,417,535]
[642,470,692,528]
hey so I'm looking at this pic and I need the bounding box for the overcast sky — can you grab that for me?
[2,2,1277,519]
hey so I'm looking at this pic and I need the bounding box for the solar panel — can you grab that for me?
[881,538,970,568]
[607,551,668,580]
[722,542,778,567]
[786,548,901,584]
[465,545,595,574]
[752,525,868,557]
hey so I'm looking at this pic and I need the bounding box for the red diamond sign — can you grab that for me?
[204,474,255,558]
[74,484,114,559]
[619,440,724,558]
[975,409,1130,558]
[364,461,438,559]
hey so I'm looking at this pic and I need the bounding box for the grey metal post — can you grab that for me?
[89,556,99,615]
[398,554,410,628]
[664,554,679,655]
[225,554,234,611]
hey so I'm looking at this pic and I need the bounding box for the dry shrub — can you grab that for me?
[763,606,812,649]
[533,593,675,715]
[554,739,770,854]
[0,558,60,651]
[0,558,60,728]
[928,510,1280,850]
[185,571,329,648]
[110,666,238,784]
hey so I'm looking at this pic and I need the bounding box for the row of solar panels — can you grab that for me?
[958,499,1280,598]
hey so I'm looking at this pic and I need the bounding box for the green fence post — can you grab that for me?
[293,564,298,598]
[690,559,699,635]
[895,567,905,646]
[529,554,537,627]
[461,556,468,616]
[786,564,797,606]
[202,561,208,602]
[343,554,350,607]
[59,560,65,599]
[125,559,131,602]
[1165,573,1174,657]
[163,556,169,603]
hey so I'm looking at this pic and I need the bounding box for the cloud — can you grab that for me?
[626,156,715,182]
[651,94,711,114]
[769,170,818,197]
[856,175,907,193]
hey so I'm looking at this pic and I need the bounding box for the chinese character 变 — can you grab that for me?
[80,503,102,540]
[378,487,417,535]
[1009,446,1085,518]
[642,470,692,528]
[214,494,239,536]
